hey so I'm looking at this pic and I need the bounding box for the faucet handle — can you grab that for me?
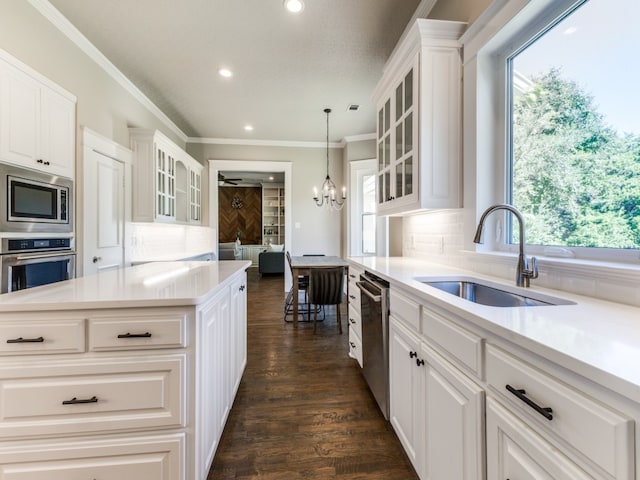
[526,256,539,279]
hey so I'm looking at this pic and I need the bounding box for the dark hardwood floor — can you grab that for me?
[208,268,419,479]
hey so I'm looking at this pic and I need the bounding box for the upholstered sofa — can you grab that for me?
[258,251,284,275]
[218,242,241,260]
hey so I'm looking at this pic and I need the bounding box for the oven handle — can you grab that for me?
[14,251,74,261]
[356,281,382,303]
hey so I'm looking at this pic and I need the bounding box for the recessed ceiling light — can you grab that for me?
[269,176,274,181]
[284,0,304,13]
[218,68,233,78]
[244,125,254,132]
[564,26,578,35]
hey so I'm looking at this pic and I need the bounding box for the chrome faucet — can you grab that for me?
[473,204,539,287]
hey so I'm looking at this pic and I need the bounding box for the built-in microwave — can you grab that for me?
[0,163,73,233]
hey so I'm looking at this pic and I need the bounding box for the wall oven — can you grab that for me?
[356,271,390,420]
[0,163,73,233]
[0,238,75,293]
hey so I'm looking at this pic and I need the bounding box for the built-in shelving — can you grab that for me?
[262,186,284,245]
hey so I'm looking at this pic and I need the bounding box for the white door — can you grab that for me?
[83,148,126,275]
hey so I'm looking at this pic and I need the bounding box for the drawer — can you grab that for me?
[0,355,185,438]
[0,433,185,480]
[348,327,363,368]
[88,314,187,351]
[423,306,484,378]
[486,344,634,479]
[0,319,84,355]
[348,280,361,310]
[347,305,362,339]
[390,289,420,332]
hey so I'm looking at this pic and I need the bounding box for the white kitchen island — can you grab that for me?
[0,260,250,480]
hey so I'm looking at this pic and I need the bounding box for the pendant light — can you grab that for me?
[313,108,346,210]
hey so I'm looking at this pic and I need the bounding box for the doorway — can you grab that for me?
[209,160,292,291]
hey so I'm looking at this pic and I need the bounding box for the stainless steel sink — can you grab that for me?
[416,277,575,307]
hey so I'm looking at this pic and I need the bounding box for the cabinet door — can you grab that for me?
[189,169,202,222]
[423,344,484,480]
[389,316,424,474]
[39,86,75,177]
[0,63,40,168]
[196,289,231,479]
[230,272,247,396]
[376,97,391,205]
[487,397,594,480]
[155,142,176,219]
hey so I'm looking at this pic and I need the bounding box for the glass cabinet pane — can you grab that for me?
[405,112,413,154]
[395,163,403,199]
[384,99,390,133]
[378,108,383,140]
[396,123,403,160]
[384,170,391,201]
[405,156,413,196]
[384,134,390,167]
[395,83,403,121]
[378,174,384,204]
[404,69,413,111]
[378,141,384,170]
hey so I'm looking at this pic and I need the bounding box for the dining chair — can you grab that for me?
[283,251,310,322]
[308,266,345,334]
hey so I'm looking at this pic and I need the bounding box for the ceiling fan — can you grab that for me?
[218,173,243,185]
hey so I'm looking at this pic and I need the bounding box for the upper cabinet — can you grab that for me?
[129,129,204,224]
[373,20,466,215]
[0,50,76,179]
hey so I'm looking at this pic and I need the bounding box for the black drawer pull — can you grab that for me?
[416,358,425,367]
[62,396,98,405]
[349,295,356,300]
[117,332,152,338]
[6,336,44,343]
[409,351,417,358]
[349,341,356,348]
[349,318,356,324]
[506,384,553,420]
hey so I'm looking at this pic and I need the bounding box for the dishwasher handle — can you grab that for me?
[356,281,382,302]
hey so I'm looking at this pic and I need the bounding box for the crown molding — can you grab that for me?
[28,0,188,144]
[188,137,344,149]
[343,133,376,143]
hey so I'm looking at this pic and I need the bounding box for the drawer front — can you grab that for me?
[423,307,483,378]
[390,289,420,332]
[348,280,361,310]
[0,319,84,355]
[88,314,187,351]
[348,327,363,368]
[347,305,362,340]
[0,433,185,480]
[486,344,633,479]
[0,355,185,438]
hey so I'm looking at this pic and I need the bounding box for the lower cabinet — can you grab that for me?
[389,315,484,480]
[0,433,185,480]
[487,397,593,479]
[0,270,248,480]
[423,344,484,480]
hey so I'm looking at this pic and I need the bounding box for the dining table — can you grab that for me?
[289,255,350,325]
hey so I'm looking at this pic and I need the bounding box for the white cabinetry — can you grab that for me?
[129,129,203,224]
[373,20,465,215]
[262,186,285,245]
[0,49,76,178]
[347,262,364,366]
[0,269,248,480]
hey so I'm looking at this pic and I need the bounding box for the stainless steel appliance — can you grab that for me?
[356,271,390,420]
[0,163,73,233]
[0,237,75,293]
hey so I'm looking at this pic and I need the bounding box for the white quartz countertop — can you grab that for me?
[0,260,251,312]
[350,256,640,402]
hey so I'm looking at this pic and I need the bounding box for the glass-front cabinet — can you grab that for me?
[373,19,466,215]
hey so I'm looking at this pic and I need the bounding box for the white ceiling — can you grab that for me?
[47,0,422,144]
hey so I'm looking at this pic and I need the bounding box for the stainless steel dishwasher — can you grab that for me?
[356,271,390,420]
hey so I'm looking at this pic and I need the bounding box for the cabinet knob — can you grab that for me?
[92,256,102,263]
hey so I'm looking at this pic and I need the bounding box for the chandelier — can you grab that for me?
[313,108,346,210]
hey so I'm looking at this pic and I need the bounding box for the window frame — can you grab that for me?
[472,0,640,264]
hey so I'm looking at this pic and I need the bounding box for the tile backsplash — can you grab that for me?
[403,210,640,307]
[129,223,216,262]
